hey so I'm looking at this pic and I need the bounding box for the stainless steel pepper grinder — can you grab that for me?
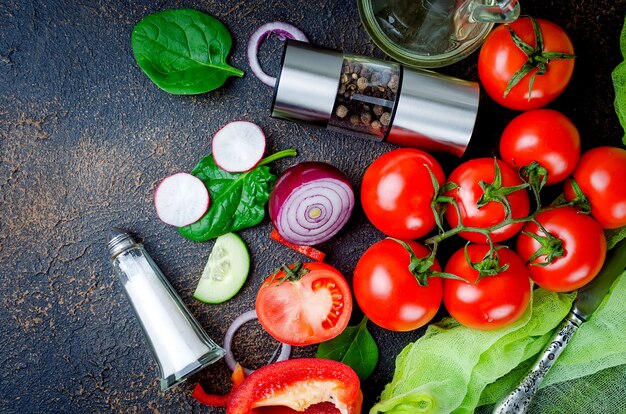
[107,228,224,391]
[272,40,480,157]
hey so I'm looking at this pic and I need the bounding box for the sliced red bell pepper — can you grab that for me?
[227,358,361,414]
[270,229,326,262]
[192,363,246,407]
[192,384,229,407]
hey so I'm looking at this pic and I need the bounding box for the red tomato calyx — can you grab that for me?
[390,238,465,285]
[504,16,576,99]
[521,227,564,266]
[431,169,460,231]
[519,161,549,204]
[465,245,510,282]
[269,262,310,284]
[476,159,529,216]
[564,178,592,214]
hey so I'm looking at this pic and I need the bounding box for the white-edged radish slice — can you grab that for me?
[212,121,266,172]
[154,172,209,227]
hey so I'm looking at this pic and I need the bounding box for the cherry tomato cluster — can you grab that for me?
[356,142,624,332]
[253,15,626,343]
[354,16,626,332]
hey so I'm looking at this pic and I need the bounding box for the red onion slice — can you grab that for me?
[269,162,355,245]
[247,22,308,87]
[223,309,291,375]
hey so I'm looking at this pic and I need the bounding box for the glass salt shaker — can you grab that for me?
[271,40,479,157]
[107,228,224,391]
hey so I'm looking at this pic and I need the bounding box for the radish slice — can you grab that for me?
[269,162,355,245]
[247,22,308,87]
[212,121,266,172]
[224,310,291,375]
[154,172,209,227]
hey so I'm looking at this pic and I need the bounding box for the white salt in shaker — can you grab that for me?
[107,228,224,390]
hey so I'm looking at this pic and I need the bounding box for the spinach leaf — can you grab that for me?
[179,149,296,242]
[131,9,243,95]
[316,317,378,381]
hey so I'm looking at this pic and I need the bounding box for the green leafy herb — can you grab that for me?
[179,149,296,242]
[131,9,243,95]
[316,317,378,381]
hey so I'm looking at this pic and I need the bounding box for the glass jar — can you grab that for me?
[357,0,520,68]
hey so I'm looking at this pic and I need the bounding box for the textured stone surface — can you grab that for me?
[0,0,624,413]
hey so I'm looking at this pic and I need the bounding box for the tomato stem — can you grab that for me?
[523,219,564,266]
[519,161,549,210]
[565,178,592,214]
[389,238,467,285]
[503,16,576,99]
[270,262,310,285]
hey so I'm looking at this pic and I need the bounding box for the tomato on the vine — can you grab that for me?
[478,16,575,110]
[444,158,530,243]
[563,146,626,229]
[256,262,352,346]
[500,109,580,185]
[516,207,606,292]
[443,245,531,330]
[353,239,442,332]
[361,148,445,239]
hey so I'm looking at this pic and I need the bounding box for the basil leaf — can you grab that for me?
[131,9,243,95]
[316,317,378,381]
[179,156,276,241]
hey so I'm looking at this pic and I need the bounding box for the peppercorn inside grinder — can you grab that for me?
[271,40,479,157]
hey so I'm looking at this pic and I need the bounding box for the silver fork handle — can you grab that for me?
[492,309,584,414]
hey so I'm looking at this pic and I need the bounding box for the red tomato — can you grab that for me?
[563,146,626,228]
[256,262,352,346]
[228,359,361,414]
[516,207,606,292]
[443,245,531,330]
[353,239,442,331]
[444,158,530,243]
[361,148,445,239]
[500,109,580,185]
[478,17,575,110]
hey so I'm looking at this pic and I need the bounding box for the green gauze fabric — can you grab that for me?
[371,230,626,414]
[612,15,626,145]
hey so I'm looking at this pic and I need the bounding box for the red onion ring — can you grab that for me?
[223,309,291,375]
[247,22,308,87]
[269,162,355,246]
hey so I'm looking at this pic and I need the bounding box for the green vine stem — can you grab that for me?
[420,160,580,275]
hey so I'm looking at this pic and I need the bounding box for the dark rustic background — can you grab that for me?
[1,0,625,413]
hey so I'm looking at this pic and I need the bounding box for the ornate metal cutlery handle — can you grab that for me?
[492,309,584,414]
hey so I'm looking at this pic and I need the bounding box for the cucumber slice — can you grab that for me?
[194,233,250,304]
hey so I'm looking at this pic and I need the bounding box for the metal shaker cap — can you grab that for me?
[271,40,344,126]
[107,227,137,259]
[387,68,479,157]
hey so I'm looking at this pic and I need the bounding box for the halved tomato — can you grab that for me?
[256,262,352,346]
